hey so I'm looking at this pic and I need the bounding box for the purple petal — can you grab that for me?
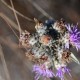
[66,24,80,50]
[56,67,71,80]
[33,64,54,80]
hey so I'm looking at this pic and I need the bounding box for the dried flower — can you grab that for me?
[40,35,52,46]
[19,30,30,47]
[62,50,71,63]
[20,19,80,80]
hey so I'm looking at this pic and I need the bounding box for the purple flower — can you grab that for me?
[66,24,80,51]
[32,64,54,80]
[56,67,71,80]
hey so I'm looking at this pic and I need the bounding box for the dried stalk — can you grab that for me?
[0,45,11,80]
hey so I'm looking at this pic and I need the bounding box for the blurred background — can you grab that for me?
[0,0,80,80]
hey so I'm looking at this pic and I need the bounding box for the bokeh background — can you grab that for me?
[0,0,80,80]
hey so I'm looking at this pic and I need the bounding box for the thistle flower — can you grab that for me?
[66,24,80,51]
[56,67,71,80]
[22,19,80,80]
[32,64,54,80]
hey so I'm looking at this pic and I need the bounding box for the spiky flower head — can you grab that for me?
[66,24,80,51]
[32,64,54,80]
[19,19,80,80]
[56,66,71,80]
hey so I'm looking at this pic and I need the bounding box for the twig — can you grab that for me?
[0,13,20,31]
[0,45,11,80]
[10,0,21,35]
[0,13,19,39]
[1,0,34,22]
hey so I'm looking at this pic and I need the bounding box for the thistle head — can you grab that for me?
[33,64,54,80]
[56,66,71,80]
[66,24,80,51]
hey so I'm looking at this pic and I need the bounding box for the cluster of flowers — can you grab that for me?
[19,19,80,80]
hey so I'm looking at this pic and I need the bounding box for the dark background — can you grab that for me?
[0,0,80,80]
